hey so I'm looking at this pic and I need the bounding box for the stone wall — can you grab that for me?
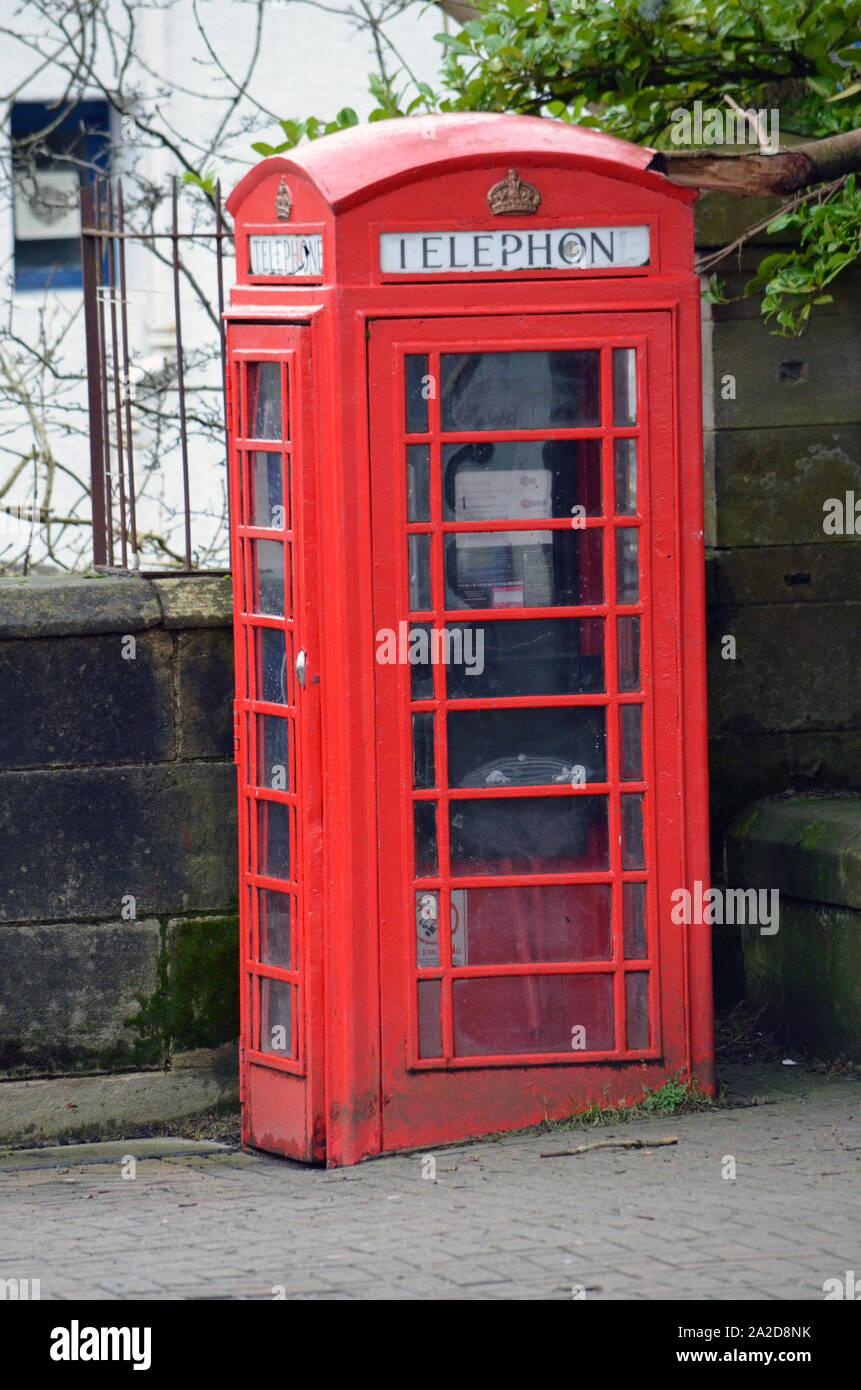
[725,796,861,1059]
[696,194,861,1001]
[0,573,239,1138]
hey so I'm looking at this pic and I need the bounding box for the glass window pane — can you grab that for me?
[612,348,636,426]
[619,704,643,781]
[260,977,293,1056]
[409,623,434,699]
[409,533,432,611]
[257,799,291,881]
[249,452,286,530]
[446,618,604,698]
[614,438,637,516]
[450,795,608,875]
[616,528,639,604]
[256,714,290,791]
[405,354,429,433]
[453,974,614,1057]
[248,361,283,439]
[444,529,603,609]
[625,972,649,1050]
[250,539,285,616]
[443,439,602,522]
[417,978,442,1058]
[440,351,600,431]
[453,884,612,965]
[623,882,647,959]
[407,444,431,522]
[414,801,438,877]
[621,793,645,870]
[258,889,291,968]
[412,712,436,789]
[617,616,640,692]
[448,706,606,787]
[255,626,290,705]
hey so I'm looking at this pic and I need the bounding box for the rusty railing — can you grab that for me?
[81,176,232,574]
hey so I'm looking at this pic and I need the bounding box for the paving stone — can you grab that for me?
[0,1064,857,1301]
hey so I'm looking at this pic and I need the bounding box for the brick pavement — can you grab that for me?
[0,1064,858,1301]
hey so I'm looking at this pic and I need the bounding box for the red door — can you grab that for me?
[370,312,689,1151]
[227,323,324,1161]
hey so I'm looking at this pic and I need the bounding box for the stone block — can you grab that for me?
[0,1063,239,1146]
[707,731,861,869]
[707,603,861,736]
[712,424,861,547]
[725,795,861,910]
[0,630,175,768]
[707,544,861,607]
[152,575,233,629]
[0,573,160,640]
[0,764,238,923]
[176,629,234,759]
[0,919,161,1073]
[695,191,788,250]
[713,317,861,431]
[742,898,861,1060]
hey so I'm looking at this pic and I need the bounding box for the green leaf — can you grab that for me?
[825,81,861,102]
[435,32,474,55]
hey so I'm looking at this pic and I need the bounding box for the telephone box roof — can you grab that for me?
[226,112,695,215]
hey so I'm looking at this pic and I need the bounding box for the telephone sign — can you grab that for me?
[225,113,713,1167]
[379,224,650,273]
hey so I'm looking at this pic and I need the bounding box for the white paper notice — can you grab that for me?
[454,468,553,546]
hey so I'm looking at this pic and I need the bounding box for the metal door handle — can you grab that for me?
[296,649,306,689]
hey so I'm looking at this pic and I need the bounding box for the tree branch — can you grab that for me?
[649,126,861,196]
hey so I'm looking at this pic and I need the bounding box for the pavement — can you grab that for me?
[0,1063,858,1301]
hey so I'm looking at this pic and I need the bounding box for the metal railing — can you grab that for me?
[81,176,232,574]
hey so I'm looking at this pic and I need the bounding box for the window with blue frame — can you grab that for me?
[11,99,111,291]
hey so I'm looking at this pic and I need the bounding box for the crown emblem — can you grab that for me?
[487,168,541,216]
[275,177,292,221]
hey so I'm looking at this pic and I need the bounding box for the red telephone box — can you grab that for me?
[224,114,713,1167]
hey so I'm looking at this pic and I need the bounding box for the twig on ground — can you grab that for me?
[539,1137,679,1158]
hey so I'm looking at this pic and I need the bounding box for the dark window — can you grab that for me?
[11,100,111,291]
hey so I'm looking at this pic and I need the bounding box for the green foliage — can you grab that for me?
[744,174,861,333]
[429,0,861,335]
[433,0,861,143]
[240,0,861,334]
[183,170,217,197]
[250,107,361,155]
[537,1071,717,1132]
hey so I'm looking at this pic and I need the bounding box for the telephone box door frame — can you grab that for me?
[369,308,693,1152]
[227,320,325,1163]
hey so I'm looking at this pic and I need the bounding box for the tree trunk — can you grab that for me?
[648,126,861,196]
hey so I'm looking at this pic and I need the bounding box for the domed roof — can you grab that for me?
[226,112,693,214]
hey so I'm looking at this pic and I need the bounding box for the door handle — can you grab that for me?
[295,648,307,689]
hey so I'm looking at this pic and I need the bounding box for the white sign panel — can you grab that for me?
[416,889,468,968]
[249,233,323,277]
[13,171,81,242]
[380,225,649,274]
